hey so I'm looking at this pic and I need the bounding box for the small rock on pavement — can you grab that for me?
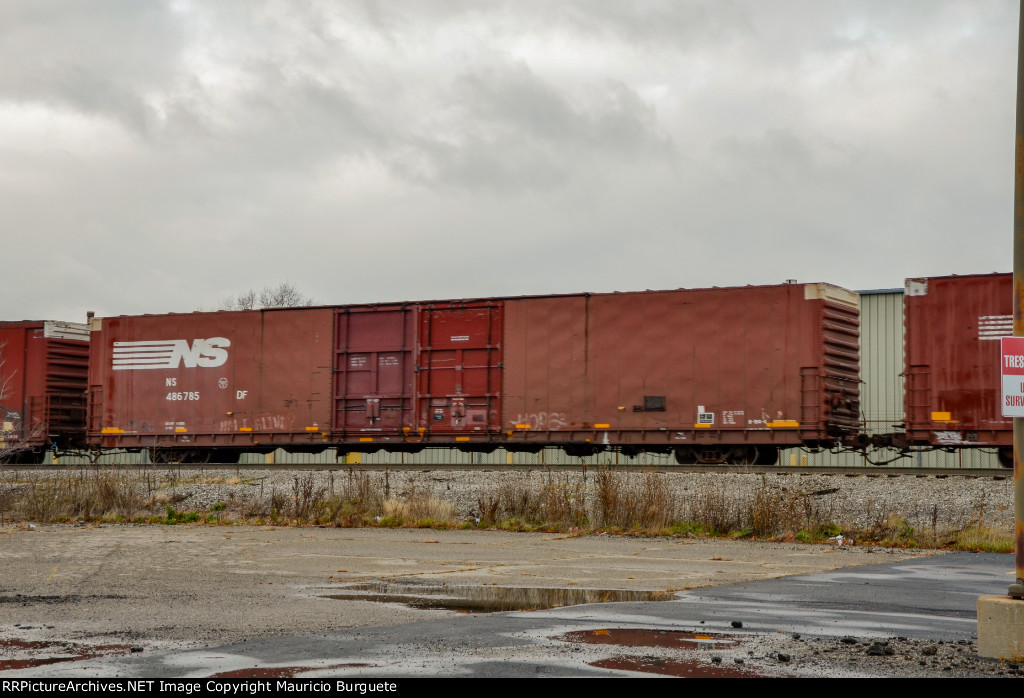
[866,641,894,657]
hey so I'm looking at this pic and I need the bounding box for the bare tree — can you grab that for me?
[219,282,317,310]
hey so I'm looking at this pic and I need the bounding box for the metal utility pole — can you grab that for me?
[1010,0,1024,600]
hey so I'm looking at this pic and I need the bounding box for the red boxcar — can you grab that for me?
[87,282,860,464]
[0,321,90,463]
[903,273,1012,465]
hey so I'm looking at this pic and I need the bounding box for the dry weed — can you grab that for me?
[593,468,678,531]
[686,481,742,535]
[11,469,146,522]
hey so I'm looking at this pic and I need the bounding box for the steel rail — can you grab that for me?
[0,463,1012,478]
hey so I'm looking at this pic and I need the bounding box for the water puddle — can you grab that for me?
[561,628,775,677]
[591,655,766,678]
[0,594,125,605]
[0,638,135,670]
[212,664,371,678]
[560,628,739,650]
[324,582,675,613]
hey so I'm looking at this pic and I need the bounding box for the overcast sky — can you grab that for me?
[2,0,1018,320]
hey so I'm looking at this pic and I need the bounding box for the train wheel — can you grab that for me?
[675,446,729,464]
[673,447,696,464]
[999,447,1014,469]
[148,448,214,464]
[702,448,729,464]
[148,448,180,464]
[726,447,758,465]
[0,448,44,465]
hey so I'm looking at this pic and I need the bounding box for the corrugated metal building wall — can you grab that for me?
[49,288,998,468]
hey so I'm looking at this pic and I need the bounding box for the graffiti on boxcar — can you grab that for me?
[2,409,21,433]
[508,412,569,430]
[934,431,965,445]
[1,409,21,445]
[747,409,771,427]
[218,414,297,432]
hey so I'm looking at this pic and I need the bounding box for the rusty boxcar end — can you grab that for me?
[0,321,90,463]
[85,282,861,465]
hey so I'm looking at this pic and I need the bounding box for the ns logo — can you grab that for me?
[112,338,231,370]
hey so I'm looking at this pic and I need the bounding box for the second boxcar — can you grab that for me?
[901,273,1013,466]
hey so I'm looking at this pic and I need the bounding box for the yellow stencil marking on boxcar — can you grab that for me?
[358,437,374,442]
[455,436,471,441]
[304,426,319,431]
[931,412,952,421]
[174,428,187,433]
[100,427,123,434]
[594,424,610,429]
[515,424,531,429]
[767,420,799,428]
[239,427,253,432]
[693,423,711,429]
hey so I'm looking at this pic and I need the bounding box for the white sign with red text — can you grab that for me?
[1001,336,1024,417]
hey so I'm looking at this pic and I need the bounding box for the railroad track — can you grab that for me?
[1,462,1011,478]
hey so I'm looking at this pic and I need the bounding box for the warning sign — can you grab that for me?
[1001,337,1024,417]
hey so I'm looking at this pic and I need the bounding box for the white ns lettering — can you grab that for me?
[112,338,231,370]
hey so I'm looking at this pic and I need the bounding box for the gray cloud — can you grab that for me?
[0,0,1016,321]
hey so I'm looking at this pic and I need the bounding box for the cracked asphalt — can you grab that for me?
[0,524,1012,677]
